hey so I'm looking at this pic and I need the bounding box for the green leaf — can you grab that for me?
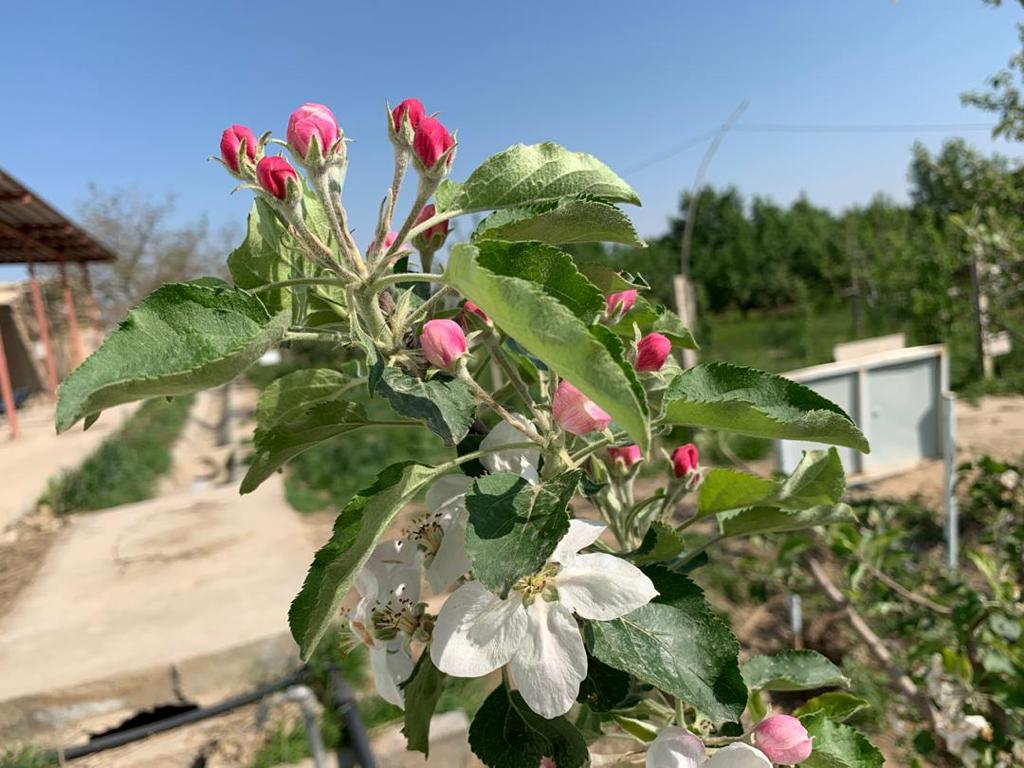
[719,502,856,538]
[451,142,640,213]
[434,179,464,214]
[799,713,884,768]
[372,366,475,447]
[576,264,646,293]
[795,692,870,722]
[662,362,869,452]
[611,296,699,350]
[585,566,747,724]
[228,198,292,314]
[630,521,687,564]
[698,469,779,517]
[472,239,605,320]
[741,650,850,692]
[253,368,350,429]
[242,400,370,494]
[777,448,848,508]
[446,241,649,449]
[474,198,644,246]
[56,282,289,433]
[698,449,846,517]
[289,461,442,659]
[468,685,589,768]
[577,653,633,712]
[402,650,447,757]
[464,470,579,597]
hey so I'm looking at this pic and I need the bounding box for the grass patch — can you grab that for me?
[43,396,193,514]
[0,746,55,768]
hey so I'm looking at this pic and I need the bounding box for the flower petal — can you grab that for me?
[556,553,658,620]
[509,599,587,719]
[370,639,414,709]
[431,581,527,677]
[646,726,706,768]
[427,508,470,592]
[425,473,473,514]
[705,743,773,768]
[356,539,421,604]
[549,519,606,566]
[480,416,541,483]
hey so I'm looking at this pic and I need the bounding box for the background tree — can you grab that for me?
[76,186,234,322]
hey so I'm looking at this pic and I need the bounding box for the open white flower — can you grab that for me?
[646,728,772,768]
[479,415,541,483]
[349,539,421,708]
[408,473,474,593]
[409,415,541,593]
[431,519,658,718]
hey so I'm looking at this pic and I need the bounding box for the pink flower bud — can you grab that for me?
[369,231,398,255]
[392,98,425,133]
[420,319,467,370]
[671,443,699,478]
[635,332,672,372]
[552,381,611,436]
[606,289,637,316]
[256,156,299,200]
[754,715,813,765]
[220,124,257,173]
[412,204,450,251]
[608,444,642,468]
[460,301,490,327]
[287,102,340,159]
[413,117,454,169]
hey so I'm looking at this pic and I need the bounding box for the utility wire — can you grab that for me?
[623,121,997,176]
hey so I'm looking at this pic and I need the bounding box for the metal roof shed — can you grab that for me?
[0,169,116,439]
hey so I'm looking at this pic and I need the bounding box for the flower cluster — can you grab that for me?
[202,94,859,768]
[647,716,812,767]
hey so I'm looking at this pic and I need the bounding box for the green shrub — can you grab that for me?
[44,396,193,514]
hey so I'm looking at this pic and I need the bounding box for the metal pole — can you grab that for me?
[676,100,748,368]
[26,257,59,394]
[942,391,959,570]
[0,317,20,439]
[59,259,84,368]
[788,593,803,649]
[284,685,328,768]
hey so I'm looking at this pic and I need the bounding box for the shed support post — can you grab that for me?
[27,257,59,394]
[0,320,19,439]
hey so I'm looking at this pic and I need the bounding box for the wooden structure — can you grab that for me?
[0,169,116,438]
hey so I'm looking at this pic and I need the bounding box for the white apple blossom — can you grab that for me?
[646,728,773,768]
[430,518,658,719]
[408,414,542,592]
[348,539,421,708]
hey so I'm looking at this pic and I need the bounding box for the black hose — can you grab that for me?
[327,665,376,768]
[52,667,307,761]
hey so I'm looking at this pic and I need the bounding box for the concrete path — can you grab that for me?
[0,401,137,530]
[0,477,322,744]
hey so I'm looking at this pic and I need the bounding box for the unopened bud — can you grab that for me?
[552,381,611,436]
[420,319,467,370]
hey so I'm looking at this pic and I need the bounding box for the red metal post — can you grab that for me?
[0,319,20,439]
[59,259,84,368]
[27,257,59,394]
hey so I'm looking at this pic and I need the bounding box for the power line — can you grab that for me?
[734,122,996,133]
[623,121,998,176]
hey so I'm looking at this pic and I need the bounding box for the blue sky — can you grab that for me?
[3,1,1024,280]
